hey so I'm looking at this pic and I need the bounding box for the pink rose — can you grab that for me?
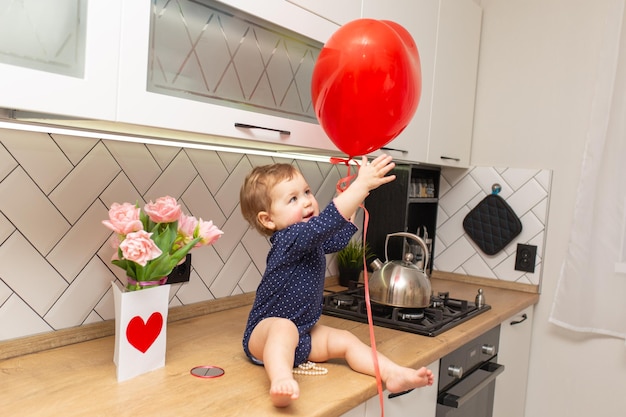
[196,218,223,246]
[119,230,163,266]
[144,196,182,224]
[102,202,142,235]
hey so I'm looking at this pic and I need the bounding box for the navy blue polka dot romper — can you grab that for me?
[242,201,358,367]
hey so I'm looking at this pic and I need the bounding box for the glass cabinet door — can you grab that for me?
[0,0,122,120]
[117,0,338,152]
[147,0,323,124]
[0,0,86,77]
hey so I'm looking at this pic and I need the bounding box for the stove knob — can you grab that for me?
[481,344,496,356]
[447,365,463,379]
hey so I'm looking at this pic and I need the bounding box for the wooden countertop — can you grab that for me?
[0,276,538,417]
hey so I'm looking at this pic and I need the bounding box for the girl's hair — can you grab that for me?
[240,163,299,236]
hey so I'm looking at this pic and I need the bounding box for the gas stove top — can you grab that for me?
[322,285,490,337]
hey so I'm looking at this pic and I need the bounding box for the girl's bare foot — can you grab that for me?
[270,377,300,407]
[384,366,434,393]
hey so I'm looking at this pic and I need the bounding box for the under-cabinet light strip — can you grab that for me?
[0,120,341,163]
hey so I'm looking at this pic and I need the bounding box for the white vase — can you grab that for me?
[111,281,170,382]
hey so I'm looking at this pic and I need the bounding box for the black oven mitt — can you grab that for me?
[463,189,522,255]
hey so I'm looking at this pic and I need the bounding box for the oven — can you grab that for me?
[436,325,504,417]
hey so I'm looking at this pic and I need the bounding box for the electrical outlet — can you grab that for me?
[514,244,537,273]
[167,253,192,284]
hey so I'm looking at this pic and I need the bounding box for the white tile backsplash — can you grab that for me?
[49,142,120,224]
[238,263,263,293]
[44,257,112,329]
[176,270,216,304]
[437,166,552,285]
[0,233,68,316]
[0,212,14,244]
[106,140,163,195]
[0,294,52,339]
[145,150,199,202]
[0,279,11,306]
[0,168,70,254]
[0,129,354,341]
[185,148,230,195]
[0,128,552,342]
[2,129,73,194]
[439,174,482,216]
[51,133,99,165]
[0,140,18,181]
[47,201,111,282]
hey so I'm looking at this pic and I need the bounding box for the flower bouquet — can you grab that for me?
[103,196,223,291]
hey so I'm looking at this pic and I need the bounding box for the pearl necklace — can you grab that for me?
[292,361,328,376]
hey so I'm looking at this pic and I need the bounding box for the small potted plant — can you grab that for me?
[337,238,372,287]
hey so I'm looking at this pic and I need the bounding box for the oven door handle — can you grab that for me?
[438,362,505,408]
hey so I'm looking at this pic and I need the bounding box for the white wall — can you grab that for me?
[473,0,625,415]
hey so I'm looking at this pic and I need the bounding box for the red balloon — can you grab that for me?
[311,19,421,157]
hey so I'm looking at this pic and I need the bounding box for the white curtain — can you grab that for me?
[550,0,626,343]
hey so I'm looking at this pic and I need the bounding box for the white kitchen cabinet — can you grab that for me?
[339,359,439,417]
[493,306,534,417]
[364,360,440,417]
[427,0,481,167]
[364,0,481,167]
[362,0,436,164]
[286,0,362,26]
[115,0,339,153]
[340,402,367,417]
[0,0,122,121]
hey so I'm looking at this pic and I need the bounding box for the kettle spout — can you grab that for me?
[370,258,384,271]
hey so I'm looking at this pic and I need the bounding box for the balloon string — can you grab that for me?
[331,157,358,193]
[361,203,385,417]
[330,156,385,417]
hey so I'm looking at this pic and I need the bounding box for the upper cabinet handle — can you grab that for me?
[440,156,461,162]
[381,146,408,154]
[235,123,290,135]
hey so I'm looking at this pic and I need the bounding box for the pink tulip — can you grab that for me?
[102,202,143,235]
[178,213,198,238]
[178,214,223,248]
[144,196,182,224]
[119,230,163,266]
[196,218,223,246]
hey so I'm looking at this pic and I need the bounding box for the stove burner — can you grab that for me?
[397,309,425,321]
[332,294,355,308]
[431,298,445,309]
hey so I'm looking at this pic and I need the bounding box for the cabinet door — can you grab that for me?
[364,360,439,417]
[493,306,534,417]
[340,402,366,417]
[427,0,481,167]
[362,0,437,163]
[287,0,362,26]
[116,0,338,152]
[0,0,121,120]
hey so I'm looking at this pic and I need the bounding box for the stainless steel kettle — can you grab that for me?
[368,232,432,308]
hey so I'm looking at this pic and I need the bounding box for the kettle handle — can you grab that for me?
[385,232,429,272]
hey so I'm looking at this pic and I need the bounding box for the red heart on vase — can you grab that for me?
[126,312,164,353]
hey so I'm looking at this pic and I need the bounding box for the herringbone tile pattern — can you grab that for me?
[0,128,347,341]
